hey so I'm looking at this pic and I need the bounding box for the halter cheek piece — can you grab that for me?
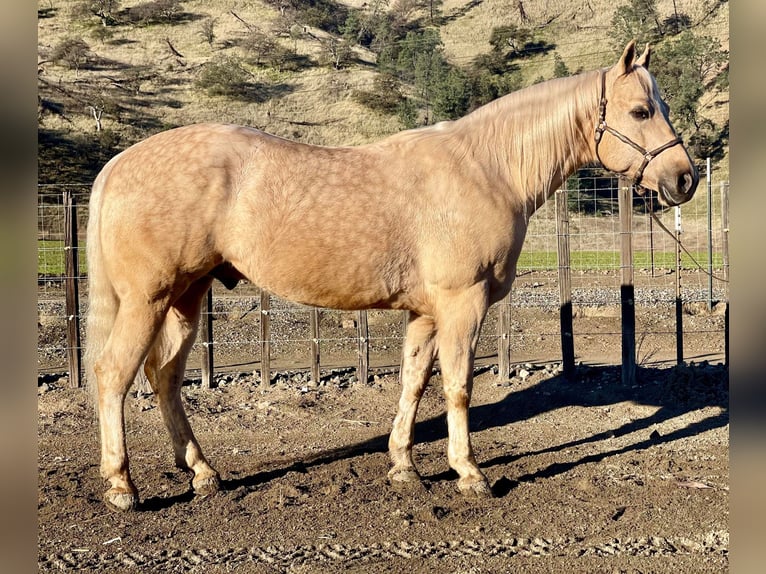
[594,70,683,186]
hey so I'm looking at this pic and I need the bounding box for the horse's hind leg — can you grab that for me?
[388,312,437,485]
[435,283,492,497]
[144,278,220,497]
[95,298,167,511]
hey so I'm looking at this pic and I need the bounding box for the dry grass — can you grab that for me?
[38,0,728,173]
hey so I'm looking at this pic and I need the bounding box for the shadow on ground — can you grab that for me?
[141,362,727,510]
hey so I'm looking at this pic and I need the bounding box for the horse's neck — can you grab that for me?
[458,70,600,217]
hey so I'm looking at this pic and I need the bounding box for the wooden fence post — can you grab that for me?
[310,308,320,383]
[260,290,271,384]
[618,178,636,385]
[555,189,575,379]
[356,310,369,383]
[496,293,512,381]
[63,189,82,388]
[201,287,215,388]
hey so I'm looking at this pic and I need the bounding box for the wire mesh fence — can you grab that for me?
[37,166,729,385]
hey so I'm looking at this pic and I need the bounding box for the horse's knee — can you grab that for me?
[444,385,470,410]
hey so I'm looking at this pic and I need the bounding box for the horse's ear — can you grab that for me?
[617,40,637,75]
[636,43,651,70]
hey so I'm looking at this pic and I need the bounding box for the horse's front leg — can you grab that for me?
[435,284,492,497]
[388,313,437,485]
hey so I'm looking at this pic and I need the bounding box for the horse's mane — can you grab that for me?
[380,69,602,217]
[465,70,601,207]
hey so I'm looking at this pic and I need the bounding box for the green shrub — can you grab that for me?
[195,56,251,97]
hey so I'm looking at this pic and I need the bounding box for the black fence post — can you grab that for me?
[555,189,575,379]
[618,178,636,386]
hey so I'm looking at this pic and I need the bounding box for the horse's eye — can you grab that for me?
[631,108,650,121]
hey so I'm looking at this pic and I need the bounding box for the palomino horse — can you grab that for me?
[86,41,697,510]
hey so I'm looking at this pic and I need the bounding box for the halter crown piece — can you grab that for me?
[594,70,683,186]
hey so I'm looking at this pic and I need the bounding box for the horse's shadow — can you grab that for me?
[140,362,727,510]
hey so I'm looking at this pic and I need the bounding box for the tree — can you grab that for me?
[51,37,91,73]
[241,30,279,66]
[653,31,727,129]
[552,53,569,78]
[195,56,251,97]
[353,73,406,113]
[611,0,664,49]
[465,68,521,110]
[489,24,533,56]
[73,0,120,26]
[466,24,537,110]
[653,31,728,157]
[199,18,216,46]
[393,29,448,123]
[432,66,470,120]
[127,0,184,25]
[321,37,353,70]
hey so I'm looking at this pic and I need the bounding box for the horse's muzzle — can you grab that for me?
[657,166,699,206]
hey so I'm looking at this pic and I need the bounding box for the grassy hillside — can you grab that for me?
[37,0,729,184]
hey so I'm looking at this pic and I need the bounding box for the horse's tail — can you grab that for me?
[83,161,119,401]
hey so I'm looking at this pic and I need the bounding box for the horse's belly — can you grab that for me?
[231,245,414,311]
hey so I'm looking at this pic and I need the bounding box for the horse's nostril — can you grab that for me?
[680,172,695,195]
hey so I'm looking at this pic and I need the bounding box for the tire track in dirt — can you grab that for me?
[40,532,728,571]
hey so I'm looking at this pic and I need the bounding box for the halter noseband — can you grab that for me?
[594,70,683,186]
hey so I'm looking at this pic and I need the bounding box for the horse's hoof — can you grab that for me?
[193,473,221,497]
[457,478,494,499]
[104,488,138,512]
[388,467,421,484]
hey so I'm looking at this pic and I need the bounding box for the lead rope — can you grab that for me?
[644,195,729,283]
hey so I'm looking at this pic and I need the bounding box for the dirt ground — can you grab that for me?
[37,299,728,573]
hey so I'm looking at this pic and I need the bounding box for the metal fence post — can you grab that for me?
[496,293,512,381]
[706,157,714,310]
[260,290,271,384]
[356,310,369,383]
[720,181,729,283]
[63,189,82,388]
[310,308,320,383]
[201,287,215,388]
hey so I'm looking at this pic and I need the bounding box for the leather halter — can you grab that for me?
[594,70,683,186]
